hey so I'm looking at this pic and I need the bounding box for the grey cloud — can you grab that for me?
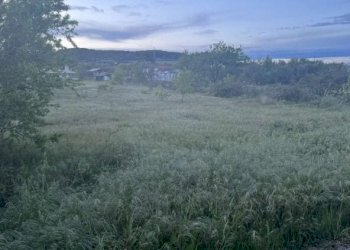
[282,13,350,30]
[112,5,130,12]
[129,12,143,17]
[254,27,350,51]
[77,25,164,41]
[310,22,335,27]
[91,6,104,13]
[112,4,148,13]
[77,12,215,41]
[70,5,104,13]
[70,5,89,11]
[311,13,350,27]
[333,13,350,23]
[194,29,217,36]
[280,26,302,31]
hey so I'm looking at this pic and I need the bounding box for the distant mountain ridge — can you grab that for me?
[64,48,182,63]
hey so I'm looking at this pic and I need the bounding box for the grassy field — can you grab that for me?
[2,81,350,249]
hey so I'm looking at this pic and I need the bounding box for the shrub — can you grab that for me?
[174,70,195,102]
[154,85,171,101]
[270,85,316,102]
[213,75,244,97]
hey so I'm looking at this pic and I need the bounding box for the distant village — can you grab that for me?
[55,59,179,83]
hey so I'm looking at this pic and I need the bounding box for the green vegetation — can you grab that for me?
[174,70,195,102]
[0,0,76,141]
[154,85,171,101]
[2,82,350,249]
[178,42,349,103]
[112,62,154,85]
[112,66,125,85]
[0,0,76,205]
[179,42,249,90]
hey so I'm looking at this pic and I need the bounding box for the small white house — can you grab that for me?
[62,65,78,80]
[87,68,111,81]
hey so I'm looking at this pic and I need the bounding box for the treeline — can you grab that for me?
[64,48,181,63]
[178,42,349,103]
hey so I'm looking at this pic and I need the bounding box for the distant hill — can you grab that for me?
[246,48,350,60]
[64,48,182,63]
[63,48,350,65]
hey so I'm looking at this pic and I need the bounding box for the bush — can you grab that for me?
[213,75,244,97]
[174,70,195,102]
[269,85,315,102]
[178,45,348,103]
[154,86,171,101]
[314,95,344,109]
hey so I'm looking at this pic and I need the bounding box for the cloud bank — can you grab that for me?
[76,12,215,41]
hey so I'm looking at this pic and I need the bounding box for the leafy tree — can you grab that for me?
[179,42,249,87]
[174,70,195,103]
[112,65,125,85]
[0,0,77,142]
[132,62,155,84]
[128,63,147,84]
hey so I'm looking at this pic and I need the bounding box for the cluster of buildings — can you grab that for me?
[53,62,179,83]
[49,65,111,81]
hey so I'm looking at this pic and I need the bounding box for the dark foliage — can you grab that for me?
[0,0,76,205]
[178,43,349,102]
[0,0,76,141]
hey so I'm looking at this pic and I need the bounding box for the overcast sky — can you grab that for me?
[66,0,350,53]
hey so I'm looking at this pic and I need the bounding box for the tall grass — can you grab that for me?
[1,82,350,249]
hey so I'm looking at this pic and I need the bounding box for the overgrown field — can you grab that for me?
[2,82,350,249]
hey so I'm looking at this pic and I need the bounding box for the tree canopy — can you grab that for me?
[174,70,195,102]
[179,42,249,87]
[0,0,77,141]
[178,42,349,101]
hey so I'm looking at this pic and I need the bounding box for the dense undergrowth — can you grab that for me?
[1,83,350,249]
[177,43,350,103]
